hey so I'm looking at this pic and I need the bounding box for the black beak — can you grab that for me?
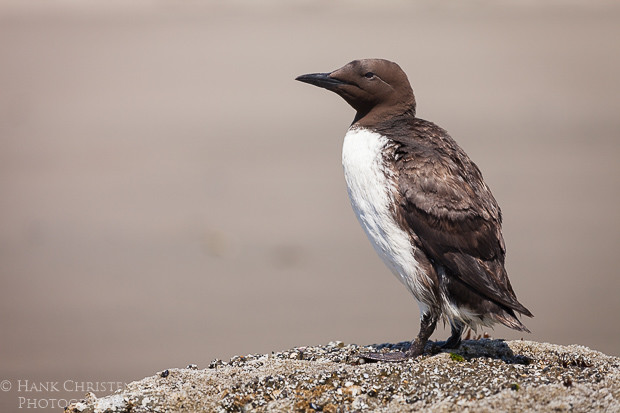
[295,72,347,91]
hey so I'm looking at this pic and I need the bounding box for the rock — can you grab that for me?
[65,340,620,412]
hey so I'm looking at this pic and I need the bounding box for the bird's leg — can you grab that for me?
[361,312,437,362]
[442,321,464,349]
[404,312,438,357]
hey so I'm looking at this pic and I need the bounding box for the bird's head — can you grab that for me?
[296,59,416,125]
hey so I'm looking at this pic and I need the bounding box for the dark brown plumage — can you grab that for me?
[296,59,532,361]
[384,115,532,324]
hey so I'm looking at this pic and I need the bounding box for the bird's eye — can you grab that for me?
[364,72,375,79]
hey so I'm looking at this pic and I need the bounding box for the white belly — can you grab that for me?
[342,127,428,310]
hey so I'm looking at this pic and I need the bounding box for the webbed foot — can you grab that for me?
[360,342,425,363]
[359,351,410,362]
[360,312,438,363]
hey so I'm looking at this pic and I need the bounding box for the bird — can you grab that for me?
[295,59,533,361]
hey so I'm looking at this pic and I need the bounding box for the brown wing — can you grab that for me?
[386,118,531,316]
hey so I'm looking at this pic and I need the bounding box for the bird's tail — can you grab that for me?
[494,309,531,333]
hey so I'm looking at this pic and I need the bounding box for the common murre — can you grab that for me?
[296,59,533,361]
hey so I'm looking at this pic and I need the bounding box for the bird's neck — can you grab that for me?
[352,103,416,129]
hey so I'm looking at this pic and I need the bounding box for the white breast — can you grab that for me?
[342,127,428,311]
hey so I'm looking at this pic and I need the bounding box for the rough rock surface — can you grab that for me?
[66,339,620,412]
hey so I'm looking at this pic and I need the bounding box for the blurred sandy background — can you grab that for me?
[1,1,619,410]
